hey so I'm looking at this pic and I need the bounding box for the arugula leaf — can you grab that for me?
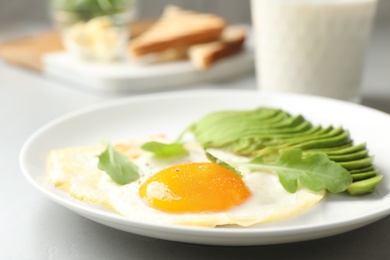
[235,149,352,193]
[205,151,242,177]
[141,141,188,159]
[98,144,139,185]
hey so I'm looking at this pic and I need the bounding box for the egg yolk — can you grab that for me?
[139,162,251,214]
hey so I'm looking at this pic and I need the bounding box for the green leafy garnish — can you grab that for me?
[50,0,136,21]
[98,144,139,185]
[141,141,188,159]
[140,126,192,158]
[235,149,352,193]
[205,151,242,177]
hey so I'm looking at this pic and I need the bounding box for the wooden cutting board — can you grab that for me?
[0,31,64,72]
[0,20,155,72]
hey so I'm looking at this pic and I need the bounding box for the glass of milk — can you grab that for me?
[251,0,378,102]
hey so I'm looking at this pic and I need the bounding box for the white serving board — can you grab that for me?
[43,27,255,94]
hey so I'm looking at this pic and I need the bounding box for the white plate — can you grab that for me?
[20,90,390,246]
[43,26,254,94]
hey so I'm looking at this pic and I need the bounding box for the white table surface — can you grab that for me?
[1,22,390,259]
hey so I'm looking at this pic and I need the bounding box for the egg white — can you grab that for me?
[47,138,325,227]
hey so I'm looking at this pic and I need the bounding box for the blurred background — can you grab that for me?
[1,0,388,96]
[0,0,389,29]
[1,0,251,27]
[0,0,388,106]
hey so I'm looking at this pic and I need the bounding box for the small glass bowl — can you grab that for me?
[50,0,138,61]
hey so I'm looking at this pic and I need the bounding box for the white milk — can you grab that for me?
[251,0,378,102]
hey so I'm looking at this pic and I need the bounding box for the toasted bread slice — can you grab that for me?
[129,19,156,39]
[129,6,225,57]
[188,26,246,70]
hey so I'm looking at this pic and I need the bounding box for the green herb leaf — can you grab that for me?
[51,0,136,21]
[98,144,139,185]
[141,141,188,159]
[236,149,352,193]
[205,151,242,177]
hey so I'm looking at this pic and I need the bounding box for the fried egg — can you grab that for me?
[47,138,325,227]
